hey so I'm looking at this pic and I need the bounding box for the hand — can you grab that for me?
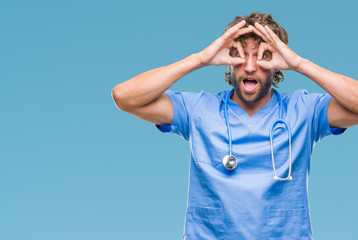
[198,20,255,66]
[253,22,304,71]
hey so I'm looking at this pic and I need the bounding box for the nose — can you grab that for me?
[244,55,257,73]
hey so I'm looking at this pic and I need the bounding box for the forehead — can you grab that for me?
[237,35,263,52]
[240,39,262,55]
[243,38,258,50]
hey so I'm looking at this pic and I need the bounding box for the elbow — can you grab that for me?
[111,86,130,111]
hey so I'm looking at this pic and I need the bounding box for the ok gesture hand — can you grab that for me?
[253,22,304,71]
[198,20,255,66]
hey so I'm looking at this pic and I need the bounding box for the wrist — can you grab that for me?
[293,57,309,73]
[193,52,210,68]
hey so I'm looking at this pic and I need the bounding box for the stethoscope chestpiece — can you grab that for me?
[223,155,237,170]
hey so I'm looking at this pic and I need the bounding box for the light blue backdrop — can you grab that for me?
[1,0,357,239]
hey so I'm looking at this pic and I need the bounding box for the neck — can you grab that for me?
[230,89,274,117]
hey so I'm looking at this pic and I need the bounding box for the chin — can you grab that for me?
[239,93,261,103]
[236,86,271,104]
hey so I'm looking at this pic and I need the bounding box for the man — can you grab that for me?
[112,12,358,239]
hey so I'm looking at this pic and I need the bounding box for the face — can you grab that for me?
[229,37,275,103]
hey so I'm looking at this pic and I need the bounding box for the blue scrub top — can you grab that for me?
[156,88,345,240]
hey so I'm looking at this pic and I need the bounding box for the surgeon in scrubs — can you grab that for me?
[112,11,358,239]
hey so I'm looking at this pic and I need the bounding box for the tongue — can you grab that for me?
[244,80,257,90]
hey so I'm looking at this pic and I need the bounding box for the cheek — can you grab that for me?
[258,69,275,83]
[232,65,246,76]
[267,70,276,82]
[257,68,271,76]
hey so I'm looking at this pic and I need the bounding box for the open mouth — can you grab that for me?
[242,78,258,92]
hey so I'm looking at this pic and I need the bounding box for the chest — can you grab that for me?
[189,101,309,170]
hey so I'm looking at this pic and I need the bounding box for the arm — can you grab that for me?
[112,54,204,125]
[112,20,253,125]
[253,23,358,129]
[295,60,358,128]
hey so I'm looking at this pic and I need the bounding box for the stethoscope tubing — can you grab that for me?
[223,88,293,180]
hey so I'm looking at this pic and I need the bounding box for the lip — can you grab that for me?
[244,76,257,81]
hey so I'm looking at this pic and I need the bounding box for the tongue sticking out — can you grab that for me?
[243,79,257,91]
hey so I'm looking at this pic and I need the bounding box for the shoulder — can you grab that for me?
[280,89,330,104]
[280,89,310,100]
[279,89,332,118]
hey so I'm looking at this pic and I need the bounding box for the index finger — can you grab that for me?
[257,41,268,60]
[254,22,274,43]
[233,41,246,59]
[231,25,255,40]
[264,25,283,43]
[252,26,269,43]
[222,20,247,41]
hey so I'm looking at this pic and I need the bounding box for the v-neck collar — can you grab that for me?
[224,88,279,130]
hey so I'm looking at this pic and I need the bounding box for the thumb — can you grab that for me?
[227,57,245,66]
[257,60,272,70]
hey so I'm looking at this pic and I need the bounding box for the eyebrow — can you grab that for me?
[243,45,258,50]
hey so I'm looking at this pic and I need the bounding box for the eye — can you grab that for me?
[230,48,241,58]
[261,51,272,61]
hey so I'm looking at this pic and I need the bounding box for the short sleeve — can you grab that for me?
[155,90,204,141]
[301,91,346,143]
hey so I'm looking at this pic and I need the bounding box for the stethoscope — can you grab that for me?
[222,88,293,181]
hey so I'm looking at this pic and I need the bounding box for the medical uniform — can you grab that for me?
[155,88,345,240]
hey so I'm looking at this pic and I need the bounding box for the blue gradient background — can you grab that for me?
[1,0,357,239]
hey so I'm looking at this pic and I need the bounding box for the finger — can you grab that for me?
[232,25,254,40]
[223,20,247,40]
[236,41,245,59]
[262,25,275,43]
[232,19,247,28]
[252,27,267,42]
[254,22,274,43]
[256,60,272,69]
[257,42,268,60]
[257,42,275,60]
[232,41,245,58]
[228,56,245,66]
[264,25,282,43]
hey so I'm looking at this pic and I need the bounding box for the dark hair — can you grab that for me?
[224,12,288,87]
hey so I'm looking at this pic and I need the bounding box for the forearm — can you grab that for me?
[112,53,205,109]
[296,58,358,113]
